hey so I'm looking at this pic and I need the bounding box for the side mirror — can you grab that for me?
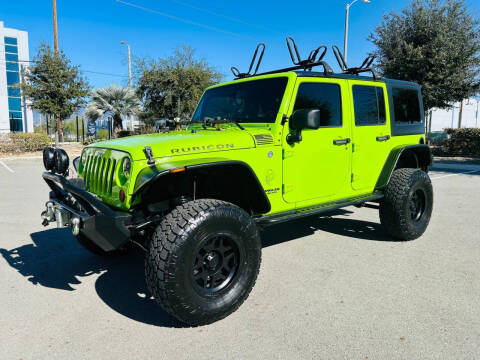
[289,109,321,131]
[287,109,320,144]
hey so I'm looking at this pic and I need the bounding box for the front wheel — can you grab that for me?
[145,199,261,326]
[380,168,433,241]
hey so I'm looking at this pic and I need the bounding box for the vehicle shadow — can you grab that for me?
[0,228,185,328]
[1,211,390,328]
[261,209,392,246]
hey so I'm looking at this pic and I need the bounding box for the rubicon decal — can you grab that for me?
[171,144,235,154]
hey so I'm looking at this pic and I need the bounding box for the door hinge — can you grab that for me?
[352,143,355,152]
[351,173,354,183]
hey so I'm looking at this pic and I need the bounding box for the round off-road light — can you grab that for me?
[43,147,55,171]
[122,157,131,178]
[54,148,69,175]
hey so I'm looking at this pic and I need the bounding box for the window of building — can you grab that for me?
[352,85,386,126]
[9,117,23,132]
[5,44,18,54]
[293,82,342,127]
[8,97,22,111]
[6,62,18,71]
[4,37,18,45]
[6,71,20,85]
[5,53,18,62]
[8,87,21,97]
[392,88,421,123]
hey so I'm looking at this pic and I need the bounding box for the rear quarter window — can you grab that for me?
[392,87,421,123]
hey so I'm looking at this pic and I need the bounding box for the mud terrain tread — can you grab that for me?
[379,168,433,241]
[145,199,261,325]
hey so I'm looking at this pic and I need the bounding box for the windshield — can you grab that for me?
[191,77,288,124]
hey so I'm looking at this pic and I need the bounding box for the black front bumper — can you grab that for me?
[42,172,131,252]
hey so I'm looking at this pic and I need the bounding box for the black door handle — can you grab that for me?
[333,138,351,145]
[376,135,390,142]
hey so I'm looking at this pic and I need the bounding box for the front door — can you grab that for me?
[282,78,351,204]
[348,81,391,191]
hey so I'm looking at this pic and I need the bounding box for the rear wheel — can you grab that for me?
[380,168,433,241]
[145,199,261,326]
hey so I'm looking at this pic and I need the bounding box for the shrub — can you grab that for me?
[0,132,51,153]
[96,129,110,140]
[444,128,480,157]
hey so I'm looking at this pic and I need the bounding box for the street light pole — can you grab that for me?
[52,0,62,143]
[344,0,371,64]
[120,41,132,88]
[120,41,133,131]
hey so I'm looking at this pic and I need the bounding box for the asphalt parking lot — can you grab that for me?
[1,157,479,359]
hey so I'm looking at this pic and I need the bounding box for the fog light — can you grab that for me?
[43,147,55,171]
[119,189,126,202]
[54,148,69,175]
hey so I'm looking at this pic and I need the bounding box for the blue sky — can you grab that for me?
[2,0,479,88]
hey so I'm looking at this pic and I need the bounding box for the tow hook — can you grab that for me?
[71,217,81,236]
[41,201,55,226]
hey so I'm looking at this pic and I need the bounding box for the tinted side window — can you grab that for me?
[293,83,342,127]
[392,88,421,123]
[352,85,386,126]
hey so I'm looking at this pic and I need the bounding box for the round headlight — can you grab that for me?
[122,157,131,178]
[54,148,69,175]
[43,147,55,171]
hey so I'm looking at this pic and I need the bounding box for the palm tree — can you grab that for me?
[86,85,141,135]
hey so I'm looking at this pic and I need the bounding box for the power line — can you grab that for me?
[114,0,254,40]
[0,59,128,78]
[171,0,281,35]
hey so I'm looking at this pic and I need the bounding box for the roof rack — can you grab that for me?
[231,43,265,79]
[231,37,333,80]
[332,45,380,80]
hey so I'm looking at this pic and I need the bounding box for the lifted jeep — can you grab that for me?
[41,38,433,326]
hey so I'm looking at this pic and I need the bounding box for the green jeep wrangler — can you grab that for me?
[40,39,433,326]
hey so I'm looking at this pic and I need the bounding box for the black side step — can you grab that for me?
[255,192,384,228]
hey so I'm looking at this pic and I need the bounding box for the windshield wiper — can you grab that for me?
[203,116,245,130]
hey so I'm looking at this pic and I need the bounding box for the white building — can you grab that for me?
[0,21,33,133]
[430,98,480,132]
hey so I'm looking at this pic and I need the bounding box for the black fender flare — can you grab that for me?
[132,160,271,215]
[375,144,432,190]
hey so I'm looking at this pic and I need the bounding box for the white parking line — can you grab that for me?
[0,160,14,173]
[431,169,480,180]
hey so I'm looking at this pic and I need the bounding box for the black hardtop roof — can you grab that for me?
[294,70,420,89]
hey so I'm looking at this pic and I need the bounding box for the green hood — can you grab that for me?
[90,127,256,161]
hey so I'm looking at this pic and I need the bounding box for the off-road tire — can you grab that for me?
[145,199,261,326]
[380,168,433,241]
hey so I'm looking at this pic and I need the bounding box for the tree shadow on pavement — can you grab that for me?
[0,228,185,328]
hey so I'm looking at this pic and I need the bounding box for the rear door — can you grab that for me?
[282,78,352,204]
[349,80,391,191]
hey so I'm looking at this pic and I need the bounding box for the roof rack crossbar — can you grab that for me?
[232,37,334,80]
[255,60,334,77]
[286,36,328,70]
[332,45,380,80]
[231,42,266,79]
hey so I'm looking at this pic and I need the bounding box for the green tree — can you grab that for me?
[86,85,141,134]
[369,0,480,112]
[135,46,222,122]
[21,43,89,141]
